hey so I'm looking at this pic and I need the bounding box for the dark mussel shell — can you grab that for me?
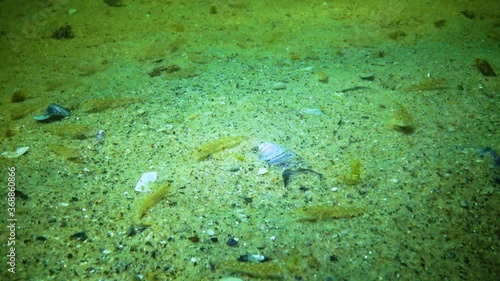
[34,103,70,121]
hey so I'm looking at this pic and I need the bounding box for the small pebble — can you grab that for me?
[96,130,106,143]
[460,199,469,208]
[257,167,268,175]
[272,82,286,90]
[188,236,200,243]
[207,229,215,236]
[237,254,267,262]
[226,237,238,247]
[330,254,339,262]
[70,231,88,241]
[228,165,240,172]
[243,197,253,204]
[127,225,137,237]
[36,236,47,242]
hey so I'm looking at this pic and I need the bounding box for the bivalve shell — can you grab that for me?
[257,142,306,169]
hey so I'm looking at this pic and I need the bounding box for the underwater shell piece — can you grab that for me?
[257,142,323,188]
[257,167,268,175]
[34,103,71,121]
[2,147,29,158]
[135,172,157,193]
[299,108,325,116]
[257,142,306,169]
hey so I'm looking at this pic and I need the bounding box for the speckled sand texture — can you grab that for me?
[0,1,498,280]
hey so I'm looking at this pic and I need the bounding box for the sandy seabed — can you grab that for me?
[0,1,498,280]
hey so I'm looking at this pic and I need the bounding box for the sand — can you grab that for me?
[0,0,498,280]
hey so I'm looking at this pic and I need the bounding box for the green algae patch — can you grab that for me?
[137,181,171,219]
[194,135,245,161]
[219,260,284,279]
[340,158,362,185]
[297,204,365,221]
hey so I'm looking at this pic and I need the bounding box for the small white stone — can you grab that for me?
[247,254,266,262]
[207,229,215,236]
[257,167,268,175]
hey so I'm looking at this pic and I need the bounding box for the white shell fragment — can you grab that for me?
[257,167,268,175]
[257,142,306,169]
[2,147,29,158]
[300,108,325,115]
[135,172,157,192]
[247,254,266,262]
